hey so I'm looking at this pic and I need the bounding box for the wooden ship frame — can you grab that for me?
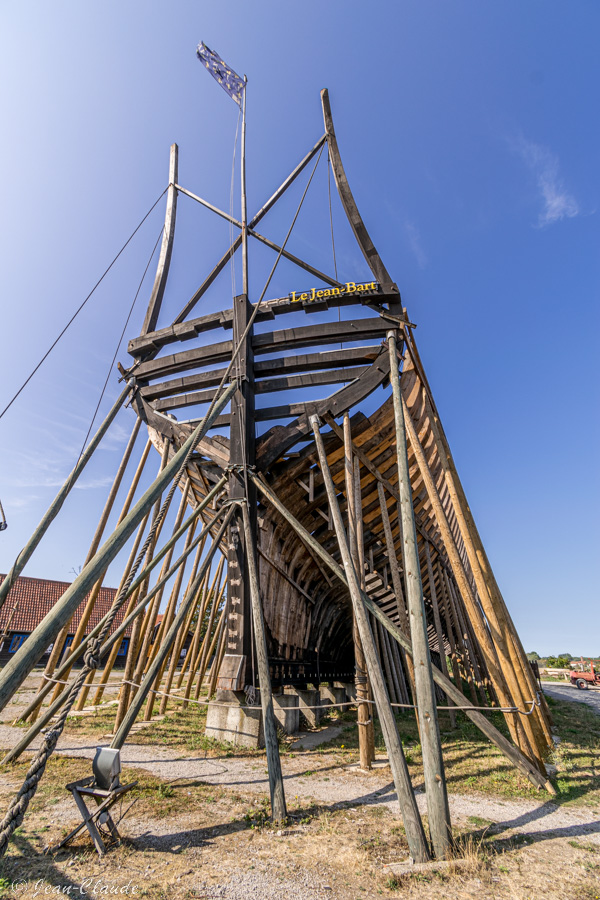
[0,85,555,864]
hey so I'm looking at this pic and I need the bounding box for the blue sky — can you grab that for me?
[0,2,598,655]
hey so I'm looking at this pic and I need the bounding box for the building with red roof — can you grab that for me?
[0,574,132,667]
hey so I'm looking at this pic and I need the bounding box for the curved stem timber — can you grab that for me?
[321,89,397,298]
[141,143,178,336]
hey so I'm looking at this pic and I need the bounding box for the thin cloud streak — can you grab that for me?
[513,136,579,227]
[404,221,428,269]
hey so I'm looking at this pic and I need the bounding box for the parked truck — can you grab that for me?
[570,659,600,690]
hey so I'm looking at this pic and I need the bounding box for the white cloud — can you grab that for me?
[513,137,579,227]
[404,221,428,269]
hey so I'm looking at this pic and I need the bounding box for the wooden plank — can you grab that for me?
[133,340,233,381]
[139,348,381,402]
[150,367,370,413]
[255,347,381,377]
[129,311,234,358]
[133,320,386,384]
[252,318,388,355]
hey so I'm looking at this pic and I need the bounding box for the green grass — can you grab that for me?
[318,696,600,806]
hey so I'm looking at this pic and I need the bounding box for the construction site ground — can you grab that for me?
[0,680,598,899]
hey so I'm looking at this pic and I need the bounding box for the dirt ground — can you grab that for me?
[0,685,599,899]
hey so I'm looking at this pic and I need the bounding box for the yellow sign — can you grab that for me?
[288,281,379,303]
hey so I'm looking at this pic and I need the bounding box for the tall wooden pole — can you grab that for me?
[241,502,287,821]
[376,482,417,700]
[310,415,430,863]
[387,331,452,859]
[399,387,537,757]
[218,77,255,696]
[343,414,374,769]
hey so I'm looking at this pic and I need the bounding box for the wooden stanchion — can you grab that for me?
[311,414,431,863]
[387,332,452,859]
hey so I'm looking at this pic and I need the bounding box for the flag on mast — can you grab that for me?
[196,42,244,106]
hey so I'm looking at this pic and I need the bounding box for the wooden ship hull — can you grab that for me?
[122,89,550,773]
[0,82,556,864]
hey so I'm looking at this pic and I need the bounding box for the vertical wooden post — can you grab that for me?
[424,543,456,729]
[353,458,376,763]
[111,511,233,750]
[241,502,287,821]
[87,513,152,709]
[178,560,224,694]
[206,614,227,699]
[311,414,430,863]
[144,509,196,720]
[159,535,208,715]
[435,560,464,700]
[376,482,417,699]
[387,331,452,859]
[343,414,374,769]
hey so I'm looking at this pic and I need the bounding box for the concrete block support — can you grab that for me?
[288,688,322,727]
[341,682,357,703]
[205,696,264,748]
[320,684,346,708]
[273,692,300,733]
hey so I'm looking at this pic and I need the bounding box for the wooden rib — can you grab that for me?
[140,144,178,336]
[321,89,394,292]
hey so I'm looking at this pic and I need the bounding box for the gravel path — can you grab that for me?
[1,718,599,849]
[543,680,600,713]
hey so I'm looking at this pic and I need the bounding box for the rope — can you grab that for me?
[0,187,168,421]
[109,682,539,717]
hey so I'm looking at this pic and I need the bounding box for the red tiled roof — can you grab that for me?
[0,575,132,638]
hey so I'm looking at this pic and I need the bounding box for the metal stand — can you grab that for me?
[53,776,137,856]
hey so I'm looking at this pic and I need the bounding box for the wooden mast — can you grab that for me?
[217,75,255,695]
